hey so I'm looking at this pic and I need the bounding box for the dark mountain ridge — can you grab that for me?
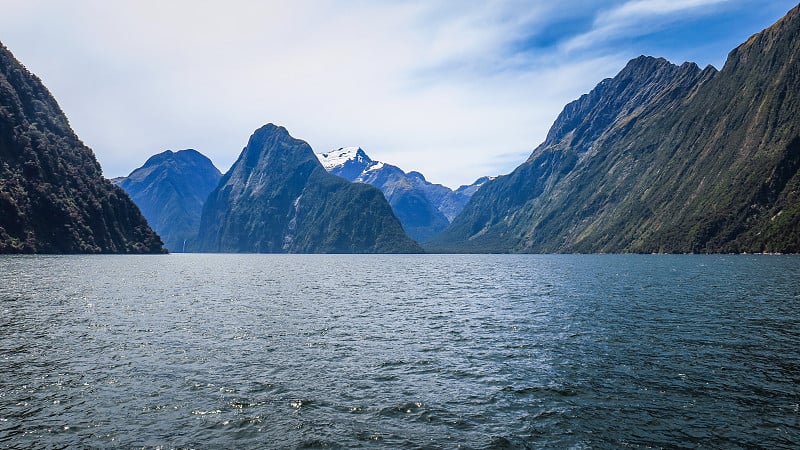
[429,4,800,253]
[0,41,163,253]
[196,124,423,253]
[113,149,221,252]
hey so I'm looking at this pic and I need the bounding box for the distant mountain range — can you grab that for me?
[112,150,221,252]
[428,4,800,253]
[3,4,799,254]
[0,42,163,253]
[115,143,486,250]
[317,147,489,242]
[195,124,422,253]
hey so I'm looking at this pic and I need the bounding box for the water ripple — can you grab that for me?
[1,254,798,448]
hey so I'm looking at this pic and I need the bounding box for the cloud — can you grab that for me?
[1,0,792,187]
[562,0,730,52]
[1,0,622,187]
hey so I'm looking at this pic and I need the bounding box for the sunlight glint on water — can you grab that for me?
[1,254,798,448]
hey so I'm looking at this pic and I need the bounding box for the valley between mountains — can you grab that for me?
[3,4,800,254]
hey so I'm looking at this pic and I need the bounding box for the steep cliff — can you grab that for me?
[429,4,800,253]
[0,42,163,253]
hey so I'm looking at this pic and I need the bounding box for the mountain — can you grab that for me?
[317,147,489,242]
[196,124,423,253]
[429,4,800,254]
[318,147,448,242]
[438,176,494,222]
[113,149,221,252]
[0,42,164,253]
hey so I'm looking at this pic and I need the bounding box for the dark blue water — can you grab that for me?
[1,254,798,448]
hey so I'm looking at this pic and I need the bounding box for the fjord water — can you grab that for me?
[1,255,798,448]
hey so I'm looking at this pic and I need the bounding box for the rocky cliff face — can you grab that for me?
[196,124,422,253]
[429,4,800,253]
[318,147,488,242]
[114,149,221,252]
[0,42,164,253]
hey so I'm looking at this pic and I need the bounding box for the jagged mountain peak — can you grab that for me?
[540,54,705,150]
[317,146,374,172]
[255,122,288,136]
[316,146,388,184]
[196,124,422,253]
[237,123,318,172]
[430,4,800,254]
[317,145,490,242]
[618,55,674,75]
[616,55,702,74]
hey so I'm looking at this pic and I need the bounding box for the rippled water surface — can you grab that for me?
[1,254,799,448]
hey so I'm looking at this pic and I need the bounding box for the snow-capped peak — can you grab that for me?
[316,147,372,171]
[365,161,384,172]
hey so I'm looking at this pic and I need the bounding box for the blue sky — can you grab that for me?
[1,0,797,187]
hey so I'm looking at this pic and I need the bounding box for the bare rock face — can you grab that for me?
[196,124,423,253]
[0,41,164,254]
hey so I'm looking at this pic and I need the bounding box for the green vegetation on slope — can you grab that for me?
[0,42,164,253]
[428,5,800,254]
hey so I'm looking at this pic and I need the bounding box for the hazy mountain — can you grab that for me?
[429,4,800,253]
[318,147,489,242]
[196,124,423,253]
[438,176,494,222]
[0,42,164,253]
[113,149,221,252]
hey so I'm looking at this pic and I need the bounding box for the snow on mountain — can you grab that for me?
[318,147,372,170]
[366,161,385,172]
[316,147,489,241]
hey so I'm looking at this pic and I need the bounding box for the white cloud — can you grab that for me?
[563,0,730,52]
[2,0,785,187]
[1,0,620,187]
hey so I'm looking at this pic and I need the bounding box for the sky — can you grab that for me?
[1,1,797,188]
